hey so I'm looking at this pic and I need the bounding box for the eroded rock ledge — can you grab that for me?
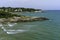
[0,16,49,23]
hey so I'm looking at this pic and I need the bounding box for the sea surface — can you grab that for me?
[0,10,60,40]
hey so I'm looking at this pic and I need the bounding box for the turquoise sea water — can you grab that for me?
[0,10,60,40]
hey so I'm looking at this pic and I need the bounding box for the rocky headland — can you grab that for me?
[0,11,49,23]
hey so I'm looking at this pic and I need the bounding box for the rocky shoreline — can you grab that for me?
[0,12,49,23]
[0,16,49,23]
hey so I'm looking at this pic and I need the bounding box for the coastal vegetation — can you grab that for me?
[0,7,41,12]
[0,11,21,18]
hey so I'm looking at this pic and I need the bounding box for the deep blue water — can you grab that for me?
[0,10,60,40]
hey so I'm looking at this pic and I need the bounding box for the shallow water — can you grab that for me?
[0,10,60,40]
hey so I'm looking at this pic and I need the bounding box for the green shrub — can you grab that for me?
[0,11,21,18]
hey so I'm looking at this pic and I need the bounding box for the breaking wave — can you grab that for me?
[1,26,28,34]
[8,23,17,27]
[6,30,28,34]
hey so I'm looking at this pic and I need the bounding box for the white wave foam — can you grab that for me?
[0,23,28,34]
[8,23,17,27]
[1,27,28,34]
[1,27,6,31]
[5,30,27,32]
[8,24,14,27]
[7,31,19,34]
[5,29,28,34]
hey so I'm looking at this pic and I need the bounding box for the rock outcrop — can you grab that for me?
[0,16,49,23]
[0,12,49,23]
